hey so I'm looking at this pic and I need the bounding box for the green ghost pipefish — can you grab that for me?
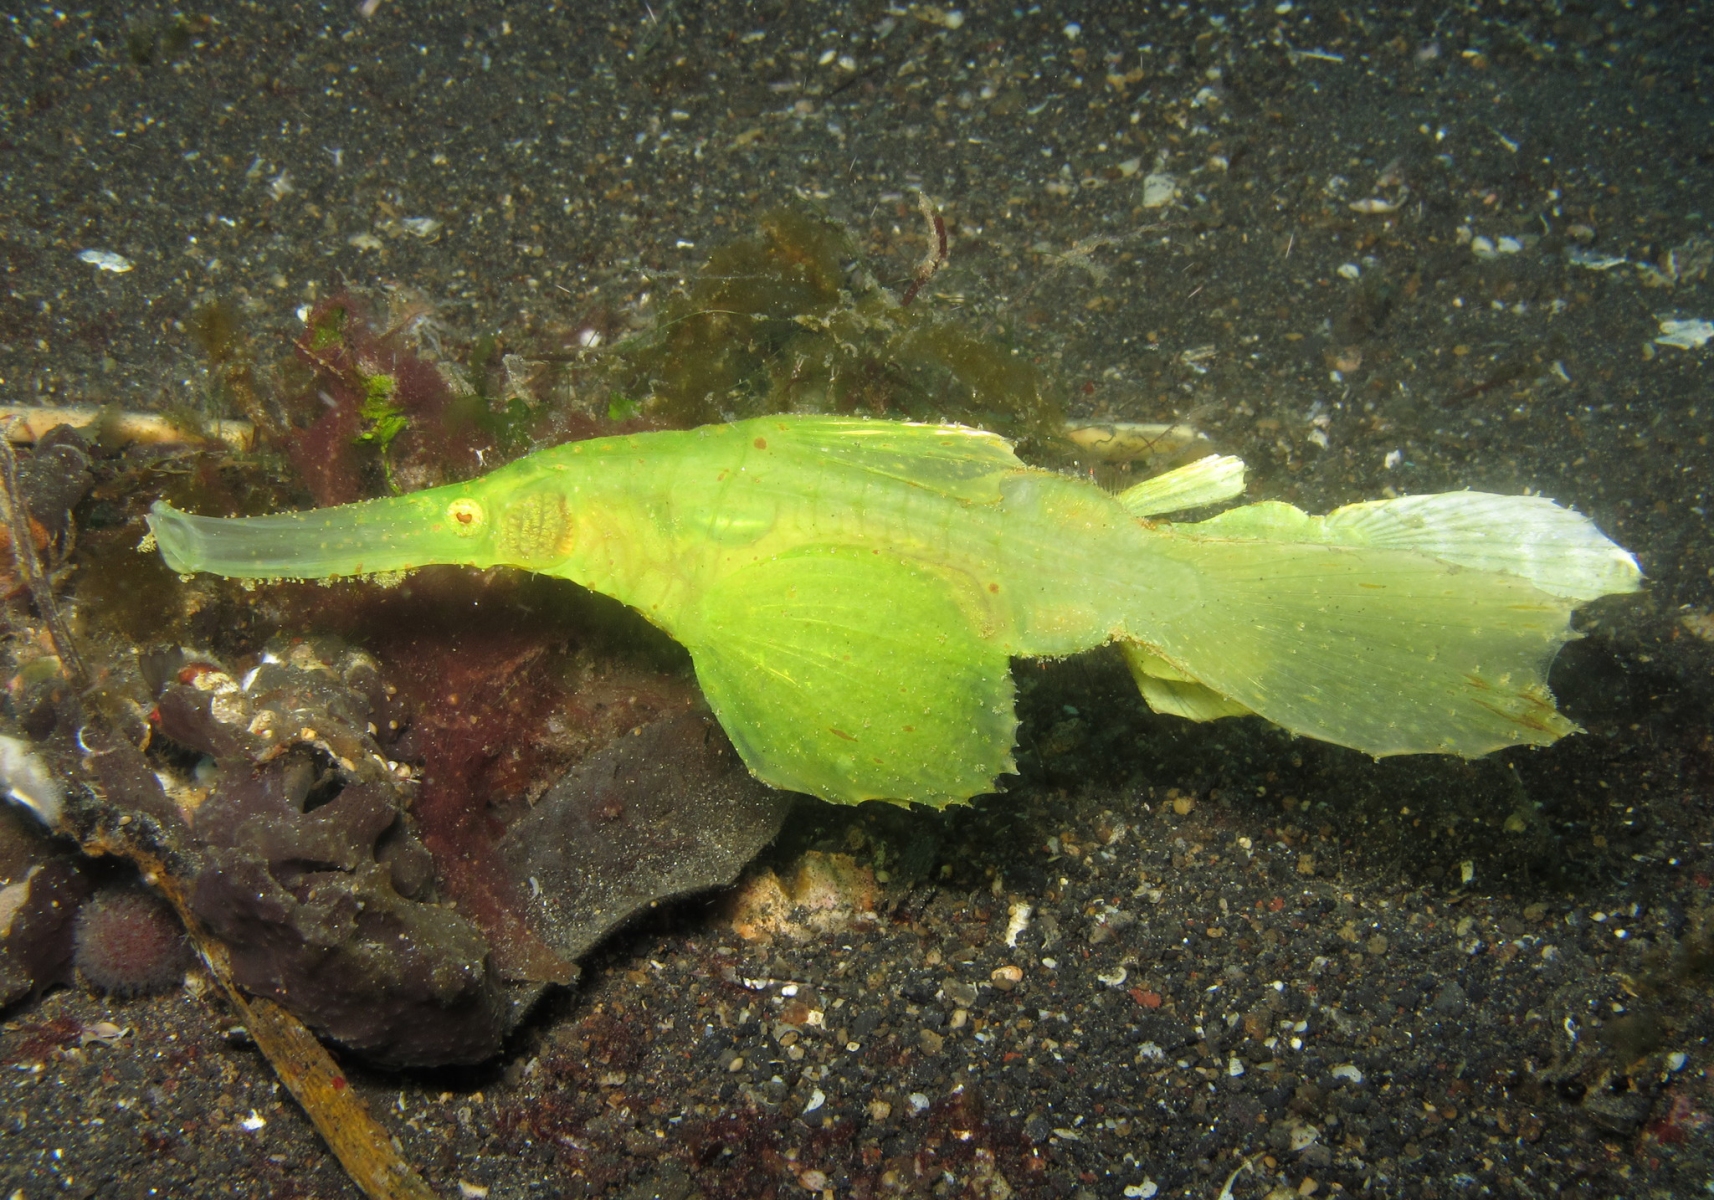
[147,416,1641,808]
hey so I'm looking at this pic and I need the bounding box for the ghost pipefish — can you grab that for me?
[148,416,1641,809]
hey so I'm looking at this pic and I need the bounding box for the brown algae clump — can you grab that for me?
[613,206,1065,450]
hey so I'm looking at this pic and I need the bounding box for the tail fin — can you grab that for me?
[1122,490,1641,758]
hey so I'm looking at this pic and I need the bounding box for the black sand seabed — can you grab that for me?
[3,2,1713,1197]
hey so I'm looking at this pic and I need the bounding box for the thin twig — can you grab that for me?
[900,191,949,306]
[0,403,253,451]
[0,420,90,688]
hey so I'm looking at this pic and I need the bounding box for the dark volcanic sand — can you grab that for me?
[3,2,1712,1198]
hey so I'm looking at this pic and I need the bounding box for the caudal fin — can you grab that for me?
[1123,490,1641,758]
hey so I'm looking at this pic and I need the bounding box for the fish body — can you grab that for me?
[149,416,1641,807]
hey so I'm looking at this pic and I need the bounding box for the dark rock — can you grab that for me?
[499,710,791,965]
[0,846,90,1008]
[16,426,92,543]
[1431,981,1469,1015]
[1581,1089,1650,1135]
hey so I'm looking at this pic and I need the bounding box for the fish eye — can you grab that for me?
[446,498,486,535]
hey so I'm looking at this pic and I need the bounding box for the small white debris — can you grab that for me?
[1136,1041,1165,1062]
[1349,197,1400,214]
[803,1088,826,1114]
[1384,449,1403,470]
[1227,1056,1246,1077]
[457,1183,489,1200]
[1141,171,1179,208]
[907,1092,931,1115]
[1473,234,1523,260]
[78,1021,130,1047]
[1461,860,1475,885]
[1667,1051,1688,1072]
[1096,966,1128,987]
[268,170,294,200]
[1655,317,1714,350]
[78,249,134,273]
[400,217,442,238]
[348,232,384,252]
[1123,1183,1159,1200]
[1062,21,1081,39]
[1336,262,1361,280]
[1117,157,1142,177]
[1331,1063,1364,1084]
[1567,246,1629,271]
[239,1110,267,1132]
[1004,901,1032,947]
[911,7,963,29]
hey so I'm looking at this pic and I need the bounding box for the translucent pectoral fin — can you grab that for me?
[684,546,1016,808]
[1120,643,1255,722]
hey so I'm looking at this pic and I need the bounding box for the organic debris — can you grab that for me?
[612,205,1066,450]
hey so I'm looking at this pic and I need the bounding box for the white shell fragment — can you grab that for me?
[1348,197,1400,214]
[1655,317,1714,350]
[1566,246,1629,271]
[0,734,63,827]
[77,248,134,273]
[1472,236,1523,260]
[1141,171,1179,208]
[1004,900,1032,947]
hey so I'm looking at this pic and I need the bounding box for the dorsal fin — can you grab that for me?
[750,417,1022,504]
